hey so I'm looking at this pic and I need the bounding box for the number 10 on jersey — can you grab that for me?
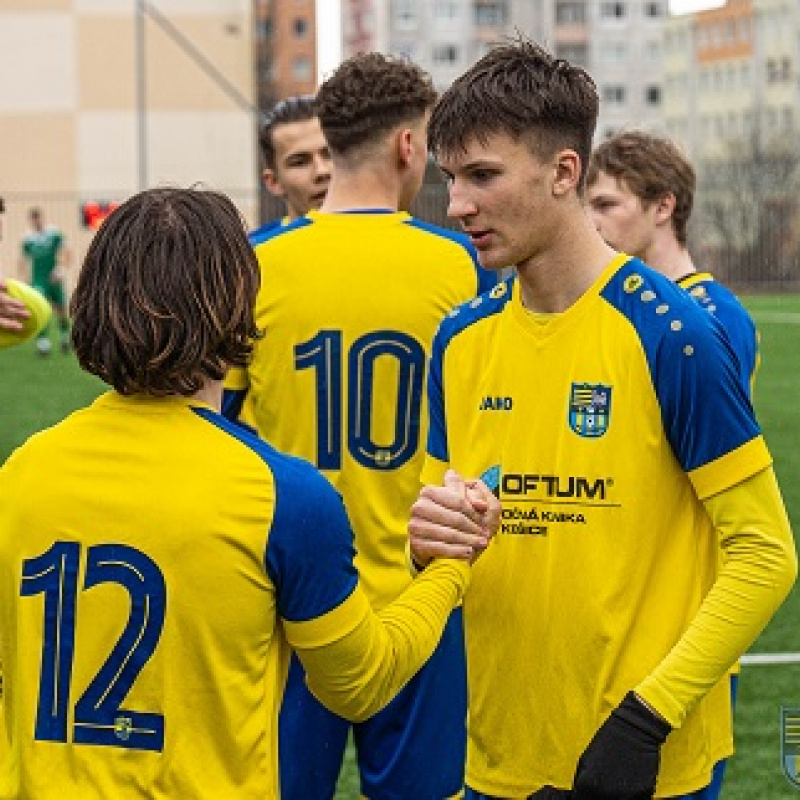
[295,329,426,471]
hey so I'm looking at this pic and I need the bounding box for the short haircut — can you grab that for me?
[71,187,261,396]
[429,39,598,192]
[315,52,437,158]
[588,131,695,246]
[259,95,317,170]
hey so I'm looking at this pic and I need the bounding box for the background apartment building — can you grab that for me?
[340,0,668,141]
[662,0,800,286]
[256,0,317,108]
[0,0,259,279]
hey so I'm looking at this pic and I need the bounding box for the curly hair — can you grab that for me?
[429,38,598,192]
[71,187,261,396]
[587,131,696,246]
[315,52,437,157]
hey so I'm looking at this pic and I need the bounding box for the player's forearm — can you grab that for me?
[296,558,469,721]
[636,467,797,728]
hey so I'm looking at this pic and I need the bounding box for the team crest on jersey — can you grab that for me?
[782,706,800,788]
[568,383,612,438]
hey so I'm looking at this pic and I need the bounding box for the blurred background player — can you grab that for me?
[19,206,70,355]
[585,129,760,800]
[586,130,758,396]
[0,185,497,799]
[0,196,51,347]
[255,94,331,234]
[410,38,795,799]
[224,52,494,800]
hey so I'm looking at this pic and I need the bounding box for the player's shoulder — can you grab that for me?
[601,257,730,372]
[435,276,513,350]
[603,257,714,330]
[192,407,338,508]
[404,217,471,248]
[249,216,311,249]
[680,272,755,326]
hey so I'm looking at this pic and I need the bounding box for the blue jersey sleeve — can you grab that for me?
[603,261,761,473]
[265,457,359,622]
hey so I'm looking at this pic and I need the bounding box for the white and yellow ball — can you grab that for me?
[0,279,52,349]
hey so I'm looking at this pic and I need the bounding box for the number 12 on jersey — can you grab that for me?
[21,541,166,751]
[295,329,426,471]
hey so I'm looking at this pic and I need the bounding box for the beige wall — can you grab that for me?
[0,1,259,278]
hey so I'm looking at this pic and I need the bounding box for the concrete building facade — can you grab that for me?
[340,0,668,140]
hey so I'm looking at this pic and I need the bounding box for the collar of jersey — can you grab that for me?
[676,271,714,290]
[510,251,629,339]
[96,390,218,414]
[306,208,410,222]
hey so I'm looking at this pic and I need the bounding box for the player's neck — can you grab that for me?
[516,214,617,314]
[641,236,695,283]
[191,380,223,412]
[320,166,402,213]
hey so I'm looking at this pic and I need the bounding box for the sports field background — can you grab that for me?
[1,294,799,798]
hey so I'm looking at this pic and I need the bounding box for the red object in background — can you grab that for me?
[81,201,119,230]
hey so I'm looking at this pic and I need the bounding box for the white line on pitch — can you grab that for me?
[740,653,800,665]
[750,312,800,324]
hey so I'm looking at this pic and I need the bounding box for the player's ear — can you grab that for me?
[396,128,414,169]
[262,168,286,200]
[552,149,581,197]
[655,192,677,225]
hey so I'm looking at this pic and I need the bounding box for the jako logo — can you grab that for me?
[478,396,513,411]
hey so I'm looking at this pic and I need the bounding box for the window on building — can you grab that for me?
[644,2,663,17]
[645,85,661,105]
[433,44,459,64]
[556,1,586,24]
[395,0,417,29]
[292,56,311,80]
[600,2,626,20]
[644,40,660,61]
[556,43,588,67]
[435,1,458,21]
[600,41,627,63]
[475,2,508,26]
[293,17,308,37]
[602,85,626,104]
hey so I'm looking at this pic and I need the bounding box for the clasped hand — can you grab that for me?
[408,469,500,567]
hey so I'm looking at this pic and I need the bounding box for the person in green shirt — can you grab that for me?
[20,207,70,355]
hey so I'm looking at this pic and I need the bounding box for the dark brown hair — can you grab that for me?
[587,130,695,246]
[315,52,437,158]
[71,186,261,396]
[429,39,598,192]
[259,95,318,169]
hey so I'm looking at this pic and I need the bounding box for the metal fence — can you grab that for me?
[6,179,799,294]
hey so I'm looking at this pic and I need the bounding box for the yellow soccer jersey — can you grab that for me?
[422,256,772,798]
[0,392,467,799]
[225,209,492,609]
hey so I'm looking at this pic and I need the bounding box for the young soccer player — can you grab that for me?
[0,186,497,799]
[408,39,797,799]
[19,206,70,355]
[256,94,331,230]
[224,52,494,799]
